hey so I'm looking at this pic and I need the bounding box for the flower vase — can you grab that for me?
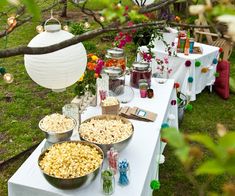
[155,71,169,79]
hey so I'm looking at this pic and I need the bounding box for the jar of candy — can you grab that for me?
[101,169,115,195]
[130,62,152,88]
[105,48,126,72]
[103,67,125,96]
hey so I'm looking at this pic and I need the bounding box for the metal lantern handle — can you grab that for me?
[44,10,61,32]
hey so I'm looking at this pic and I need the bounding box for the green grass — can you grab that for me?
[0,1,235,195]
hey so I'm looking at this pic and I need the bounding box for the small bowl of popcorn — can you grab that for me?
[39,113,77,143]
[101,97,120,115]
[38,141,104,189]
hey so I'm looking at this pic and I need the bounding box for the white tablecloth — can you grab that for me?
[8,78,178,196]
[139,42,220,101]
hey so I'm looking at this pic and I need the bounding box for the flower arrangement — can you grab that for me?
[155,57,172,78]
[74,54,104,97]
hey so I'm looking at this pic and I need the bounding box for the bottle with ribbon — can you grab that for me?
[118,159,130,186]
[101,169,115,195]
[107,148,119,175]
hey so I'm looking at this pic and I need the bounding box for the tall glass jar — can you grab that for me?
[105,48,126,73]
[101,169,115,195]
[130,62,152,88]
[103,67,125,96]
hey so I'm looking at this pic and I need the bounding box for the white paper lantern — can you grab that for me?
[132,0,154,6]
[24,23,87,92]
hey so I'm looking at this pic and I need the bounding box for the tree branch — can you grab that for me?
[139,0,178,14]
[0,21,165,58]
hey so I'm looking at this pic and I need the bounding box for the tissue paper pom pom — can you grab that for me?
[219,48,223,53]
[188,77,194,83]
[185,104,193,111]
[185,60,191,67]
[150,180,160,190]
[201,67,209,73]
[214,72,220,77]
[195,61,201,67]
[213,58,218,64]
[161,138,168,143]
[171,100,177,105]
[174,82,180,88]
[161,123,169,129]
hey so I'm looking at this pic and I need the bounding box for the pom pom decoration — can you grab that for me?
[174,82,180,89]
[219,48,223,53]
[185,60,191,67]
[195,61,201,67]
[214,72,220,77]
[201,67,209,73]
[185,104,193,111]
[150,180,160,190]
[188,77,194,83]
[213,58,218,64]
[171,100,177,105]
[161,123,169,129]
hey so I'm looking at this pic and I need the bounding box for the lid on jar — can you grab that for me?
[104,67,123,78]
[106,48,124,58]
[132,62,150,71]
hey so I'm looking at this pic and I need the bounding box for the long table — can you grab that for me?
[8,78,178,196]
[139,42,220,101]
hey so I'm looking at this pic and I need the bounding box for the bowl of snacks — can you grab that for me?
[101,97,120,115]
[38,141,104,189]
[79,115,134,155]
[39,113,76,143]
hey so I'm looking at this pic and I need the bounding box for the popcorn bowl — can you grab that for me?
[38,141,104,189]
[79,115,134,155]
[39,115,77,143]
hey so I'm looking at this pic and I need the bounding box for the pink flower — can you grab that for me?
[125,34,132,43]
[119,32,124,37]
[125,6,129,11]
[164,57,169,64]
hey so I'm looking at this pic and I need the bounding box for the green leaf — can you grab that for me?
[175,146,190,163]
[196,160,224,175]
[21,0,40,20]
[218,132,235,149]
[0,0,7,8]
[162,128,186,148]
[187,134,218,156]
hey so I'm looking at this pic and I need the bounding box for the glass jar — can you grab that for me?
[130,62,152,88]
[101,169,115,195]
[105,48,126,72]
[103,67,125,96]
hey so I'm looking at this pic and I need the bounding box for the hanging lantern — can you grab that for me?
[133,0,154,6]
[24,15,87,92]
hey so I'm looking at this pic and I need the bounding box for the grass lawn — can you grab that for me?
[0,2,235,196]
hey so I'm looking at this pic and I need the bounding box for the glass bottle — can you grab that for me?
[101,169,115,195]
[105,48,126,72]
[130,62,152,88]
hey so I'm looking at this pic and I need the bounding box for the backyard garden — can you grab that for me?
[0,0,235,196]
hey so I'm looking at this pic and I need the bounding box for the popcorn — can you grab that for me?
[39,142,103,178]
[79,119,133,144]
[101,97,119,106]
[40,113,74,133]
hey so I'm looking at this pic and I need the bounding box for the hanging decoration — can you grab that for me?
[161,123,169,129]
[195,61,201,67]
[0,67,14,84]
[185,60,191,67]
[24,11,87,92]
[188,77,194,83]
[213,58,218,64]
[201,67,209,73]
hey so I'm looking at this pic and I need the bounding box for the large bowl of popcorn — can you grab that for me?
[38,141,104,189]
[39,113,77,143]
[79,115,134,155]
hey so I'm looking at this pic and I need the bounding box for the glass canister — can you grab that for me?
[130,62,152,88]
[105,48,126,72]
[101,169,115,195]
[103,67,125,96]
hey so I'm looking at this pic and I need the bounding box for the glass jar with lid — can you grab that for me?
[105,48,126,72]
[130,62,152,88]
[103,67,125,96]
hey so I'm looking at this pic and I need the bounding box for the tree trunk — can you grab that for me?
[61,0,67,17]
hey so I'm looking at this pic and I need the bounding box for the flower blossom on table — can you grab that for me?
[156,57,172,75]
[141,52,152,62]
